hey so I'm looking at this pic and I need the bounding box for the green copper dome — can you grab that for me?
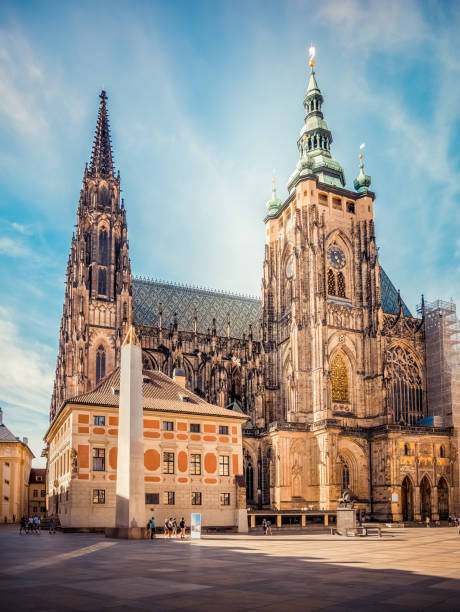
[288,61,345,193]
[266,180,283,215]
[353,157,372,194]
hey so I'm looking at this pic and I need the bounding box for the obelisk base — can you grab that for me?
[105,527,146,540]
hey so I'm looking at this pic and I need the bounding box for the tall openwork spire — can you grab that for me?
[287,47,345,191]
[89,90,114,177]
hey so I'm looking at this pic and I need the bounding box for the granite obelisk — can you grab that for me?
[106,326,146,539]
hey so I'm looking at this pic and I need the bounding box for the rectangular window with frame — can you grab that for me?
[219,455,230,476]
[92,489,105,504]
[190,454,201,475]
[163,421,174,431]
[33,490,38,498]
[145,493,159,505]
[163,452,174,474]
[218,425,229,435]
[220,493,230,506]
[4,479,9,485]
[41,490,46,497]
[92,448,105,471]
[164,491,175,505]
[40,506,46,513]
[33,506,37,512]
[94,416,105,426]
[190,423,200,433]
[191,491,202,505]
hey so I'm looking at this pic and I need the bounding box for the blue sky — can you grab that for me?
[0,0,459,465]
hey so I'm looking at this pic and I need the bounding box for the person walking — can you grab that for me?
[262,519,267,535]
[36,516,41,534]
[27,516,34,534]
[179,517,186,539]
[19,515,27,535]
[172,518,178,537]
[167,517,173,538]
[164,518,169,536]
[266,520,272,535]
[149,516,155,539]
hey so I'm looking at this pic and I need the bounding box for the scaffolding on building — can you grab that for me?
[424,299,460,427]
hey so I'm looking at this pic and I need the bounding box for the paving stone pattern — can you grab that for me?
[1,526,460,611]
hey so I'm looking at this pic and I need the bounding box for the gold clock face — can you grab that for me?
[328,246,346,269]
[286,255,294,278]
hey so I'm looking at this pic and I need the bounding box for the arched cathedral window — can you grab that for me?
[341,458,350,491]
[96,345,106,383]
[337,272,346,297]
[99,229,108,265]
[98,268,107,295]
[328,269,336,296]
[385,345,423,425]
[331,353,349,402]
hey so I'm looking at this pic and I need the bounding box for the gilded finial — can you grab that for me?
[309,45,316,68]
[122,323,140,346]
[354,143,372,194]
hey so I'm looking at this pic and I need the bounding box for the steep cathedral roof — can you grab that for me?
[132,278,261,339]
[132,268,412,338]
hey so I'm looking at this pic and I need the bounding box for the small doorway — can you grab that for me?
[401,476,414,521]
[438,477,449,520]
[420,476,432,520]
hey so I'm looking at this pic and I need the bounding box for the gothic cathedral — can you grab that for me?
[51,63,459,522]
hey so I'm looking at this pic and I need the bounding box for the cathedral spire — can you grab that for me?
[287,47,345,192]
[89,90,114,177]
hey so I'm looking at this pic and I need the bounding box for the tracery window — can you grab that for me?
[331,353,349,402]
[98,268,107,295]
[337,272,346,297]
[341,459,350,491]
[244,450,254,503]
[96,345,106,383]
[385,345,423,425]
[99,229,108,265]
[328,269,336,296]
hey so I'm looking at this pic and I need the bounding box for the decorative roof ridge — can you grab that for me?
[133,276,260,302]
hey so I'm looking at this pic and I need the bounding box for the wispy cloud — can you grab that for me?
[0,235,31,257]
[0,306,54,414]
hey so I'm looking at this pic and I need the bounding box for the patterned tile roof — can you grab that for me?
[65,368,248,421]
[132,267,412,337]
[379,267,412,317]
[132,278,261,339]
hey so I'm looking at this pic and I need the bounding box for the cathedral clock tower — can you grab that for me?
[50,91,132,421]
[262,55,380,427]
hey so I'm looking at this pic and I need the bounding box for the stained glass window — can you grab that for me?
[331,353,349,402]
[328,269,336,296]
[337,272,346,297]
[385,345,423,425]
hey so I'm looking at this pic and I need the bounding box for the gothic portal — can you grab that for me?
[50,60,459,521]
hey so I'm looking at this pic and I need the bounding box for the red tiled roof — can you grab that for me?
[64,369,247,421]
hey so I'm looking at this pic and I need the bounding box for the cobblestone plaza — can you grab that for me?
[1,527,459,610]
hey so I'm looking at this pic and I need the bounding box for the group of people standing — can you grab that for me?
[146,516,187,539]
[19,515,57,534]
